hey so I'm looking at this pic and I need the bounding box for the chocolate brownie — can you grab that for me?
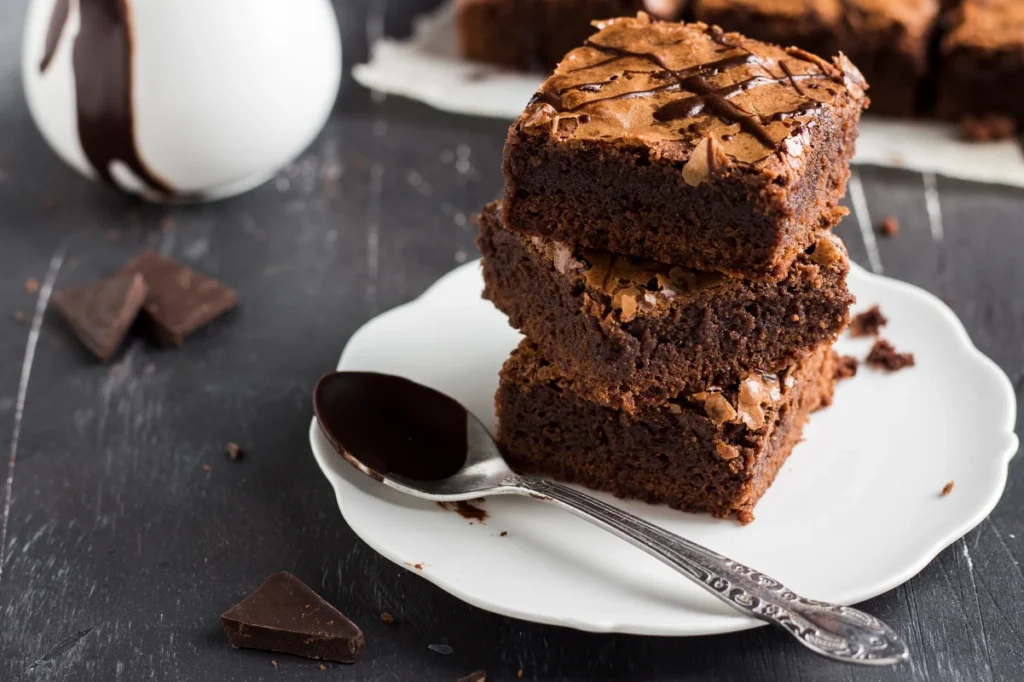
[936,0,1024,125]
[692,0,939,116]
[496,340,837,522]
[478,201,853,411]
[455,1,687,72]
[502,15,868,281]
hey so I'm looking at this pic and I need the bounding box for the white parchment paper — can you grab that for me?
[352,3,1024,187]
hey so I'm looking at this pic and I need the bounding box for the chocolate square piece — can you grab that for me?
[936,0,1024,125]
[478,201,852,410]
[119,250,238,346]
[51,273,148,361]
[221,572,364,663]
[502,14,868,281]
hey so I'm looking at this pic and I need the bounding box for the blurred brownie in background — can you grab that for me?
[936,0,1024,127]
[454,0,687,71]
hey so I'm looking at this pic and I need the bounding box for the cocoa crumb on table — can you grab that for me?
[12,311,26,324]
[850,305,888,337]
[942,480,955,496]
[499,531,508,537]
[835,355,859,380]
[225,442,244,461]
[866,339,915,372]
[24,277,39,294]
[961,114,1016,142]
[879,216,900,237]
[380,612,395,624]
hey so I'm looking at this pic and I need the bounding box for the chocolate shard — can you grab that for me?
[221,572,364,664]
[51,273,148,361]
[119,250,238,346]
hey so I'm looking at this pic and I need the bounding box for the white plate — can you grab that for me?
[352,3,1024,188]
[309,260,1018,636]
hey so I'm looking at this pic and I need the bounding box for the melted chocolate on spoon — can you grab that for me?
[41,0,175,196]
[313,372,469,482]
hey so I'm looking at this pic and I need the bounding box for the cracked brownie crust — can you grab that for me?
[478,201,853,411]
[496,340,838,522]
[502,14,868,281]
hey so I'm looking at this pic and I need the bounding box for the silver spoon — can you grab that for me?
[314,371,909,666]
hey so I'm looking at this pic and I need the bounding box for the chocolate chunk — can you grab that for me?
[51,273,148,362]
[119,250,238,346]
[866,339,915,372]
[225,442,244,461]
[221,572,364,663]
[835,355,859,380]
[457,672,486,682]
[850,305,888,337]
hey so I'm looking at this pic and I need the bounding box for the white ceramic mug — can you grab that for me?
[23,0,342,202]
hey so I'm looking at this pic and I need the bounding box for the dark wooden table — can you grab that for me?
[1,1,1022,680]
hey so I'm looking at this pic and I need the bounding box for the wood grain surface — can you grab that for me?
[1,1,1022,680]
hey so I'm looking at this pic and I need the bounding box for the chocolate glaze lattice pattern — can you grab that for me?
[525,16,866,163]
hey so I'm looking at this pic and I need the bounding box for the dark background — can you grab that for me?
[1,1,1022,680]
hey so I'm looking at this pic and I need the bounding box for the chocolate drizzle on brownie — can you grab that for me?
[526,15,864,159]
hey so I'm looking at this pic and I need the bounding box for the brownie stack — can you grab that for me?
[477,15,868,522]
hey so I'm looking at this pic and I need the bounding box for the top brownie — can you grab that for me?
[502,14,868,281]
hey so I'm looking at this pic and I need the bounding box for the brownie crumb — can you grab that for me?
[24,278,39,294]
[458,672,486,682]
[271,661,278,667]
[225,442,244,461]
[12,311,26,324]
[737,510,755,525]
[879,216,900,237]
[942,480,955,496]
[835,355,859,380]
[202,464,211,472]
[319,664,327,671]
[381,612,395,624]
[866,339,915,372]
[961,115,1016,142]
[850,305,888,337]
[499,531,508,537]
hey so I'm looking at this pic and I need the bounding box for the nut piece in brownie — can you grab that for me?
[502,14,868,282]
[454,0,687,72]
[478,201,853,411]
[496,340,837,523]
[936,0,1024,126]
[692,0,938,116]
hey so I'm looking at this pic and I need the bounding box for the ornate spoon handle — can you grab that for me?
[514,477,908,665]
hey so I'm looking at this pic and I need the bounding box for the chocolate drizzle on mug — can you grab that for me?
[529,24,840,154]
[40,0,174,196]
[313,372,470,482]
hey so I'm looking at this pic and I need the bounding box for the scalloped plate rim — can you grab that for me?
[309,259,1018,636]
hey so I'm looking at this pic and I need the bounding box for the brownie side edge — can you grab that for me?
[495,342,837,521]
